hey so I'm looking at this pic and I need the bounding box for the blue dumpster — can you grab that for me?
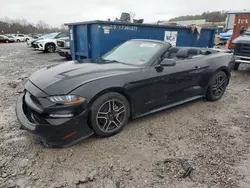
[65,20,216,60]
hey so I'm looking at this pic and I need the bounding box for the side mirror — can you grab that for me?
[160,59,176,67]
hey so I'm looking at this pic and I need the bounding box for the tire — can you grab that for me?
[205,71,229,101]
[5,40,9,43]
[233,62,240,70]
[90,92,130,137]
[66,56,72,60]
[17,39,20,42]
[45,44,56,53]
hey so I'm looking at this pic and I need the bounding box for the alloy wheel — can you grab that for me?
[96,100,126,133]
[47,45,55,53]
[211,74,227,98]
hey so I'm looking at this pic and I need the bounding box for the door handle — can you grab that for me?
[193,66,200,69]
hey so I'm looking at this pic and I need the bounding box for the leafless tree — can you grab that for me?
[0,17,67,34]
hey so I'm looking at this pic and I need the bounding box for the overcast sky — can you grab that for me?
[0,0,249,27]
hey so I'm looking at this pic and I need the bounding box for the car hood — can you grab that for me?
[28,60,141,95]
[232,34,250,44]
[220,32,232,37]
[31,38,43,43]
[37,38,56,43]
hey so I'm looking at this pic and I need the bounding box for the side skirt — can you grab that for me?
[134,95,204,119]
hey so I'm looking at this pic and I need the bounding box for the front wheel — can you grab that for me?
[45,44,56,53]
[90,92,130,137]
[205,71,229,101]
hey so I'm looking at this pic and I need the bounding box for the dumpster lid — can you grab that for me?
[64,20,215,30]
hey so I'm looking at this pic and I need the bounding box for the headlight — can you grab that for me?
[48,95,85,105]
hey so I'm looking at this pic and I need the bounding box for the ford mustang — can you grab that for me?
[16,39,234,147]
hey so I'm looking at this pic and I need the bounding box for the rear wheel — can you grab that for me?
[5,40,9,43]
[90,92,130,137]
[17,39,20,42]
[206,71,229,101]
[233,62,240,70]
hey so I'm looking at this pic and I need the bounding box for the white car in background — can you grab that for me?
[27,33,58,47]
[33,32,68,53]
[12,34,26,42]
[12,34,31,42]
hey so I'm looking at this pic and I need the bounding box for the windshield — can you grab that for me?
[102,41,162,65]
[54,33,68,39]
[40,33,58,39]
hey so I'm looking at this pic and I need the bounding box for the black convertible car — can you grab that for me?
[16,39,234,147]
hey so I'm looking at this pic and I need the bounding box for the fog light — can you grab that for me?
[49,114,74,118]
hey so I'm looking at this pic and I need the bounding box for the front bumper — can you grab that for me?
[33,43,44,51]
[16,93,94,147]
[235,55,250,64]
[31,43,37,48]
[56,48,71,59]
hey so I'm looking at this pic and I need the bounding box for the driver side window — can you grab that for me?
[153,50,169,65]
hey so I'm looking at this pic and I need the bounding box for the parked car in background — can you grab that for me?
[27,33,57,47]
[232,27,250,70]
[217,26,224,35]
[12,34,26,42]
[28,34,42,39]
[16,39,234,147]
[0,35,15,43]
[6,35,17,42]
[6,35,16,43]
[56,37,71,59]
[219,29,233,42]
[23,35,32,41]
[33,32,69,53]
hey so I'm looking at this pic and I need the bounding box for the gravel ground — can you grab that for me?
[0,43,250,188]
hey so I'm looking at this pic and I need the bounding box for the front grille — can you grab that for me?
[234,43,250,57]
[26,108,48,124]
[29,93,41,106]
[23,94,48,124]
[57,41,65,48]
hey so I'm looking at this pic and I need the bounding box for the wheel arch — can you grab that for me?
[205,66,230,97]
[215,66,231,80]
[87,87,134,118]
[45,42,56,48]
[205,66,230,95]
